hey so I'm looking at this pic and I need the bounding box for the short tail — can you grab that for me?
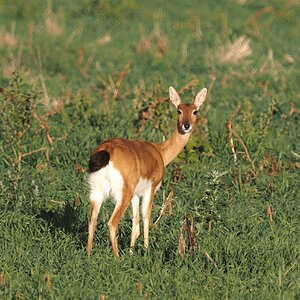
[88,150,110,173]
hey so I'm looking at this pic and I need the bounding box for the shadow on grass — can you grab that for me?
[39,203,88,248]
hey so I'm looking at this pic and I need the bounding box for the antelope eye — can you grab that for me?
[177,110,182,115]
[193,110,198,115]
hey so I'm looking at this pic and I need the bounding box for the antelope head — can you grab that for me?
[169,86,208,134]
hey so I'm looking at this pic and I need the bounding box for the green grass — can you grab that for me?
[0,0,300,299]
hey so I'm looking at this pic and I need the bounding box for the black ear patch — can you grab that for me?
[89,150,110,173]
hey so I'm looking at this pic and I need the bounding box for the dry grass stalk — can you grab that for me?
[77,48,84,68]
[289,102,300,117]
[33,112,53,145]
[178,223,186,259]
[202,73,216,116]
[283,256,299,277]
[136,14,168,57]
[77,47,96,78]
[50,199,65,206]
[178,216,196,259]
[2,63,35,83]
[43,270,52,289]
[226,103,241,165]
[284,54,295,64]
[39,73,50,106]
[74,193,80,208]
[144,292,152,300]
[153,191,174,227]
[266,205,273,225]
[96,34,111,45]
[194,13,202,40]
[259,155,284,176]
[291,151,300,160]
[180,40,188,64]
[18,147,49,163]
[45,98,65,117]
[0,272,5,286]
[254,49,283,81]
[98,61,131,102]
[16,292,24,300]
[171,167,182,183]
[227,121,237,164]
[75,163,85,174]
[156,36,168,57]
[152,13,168,57]
[37,59,50,107]
[136,29,152,54]
[208,221,212,232]
[226,103,257,176]
[203,250,221,272]
[66,25,84,45]
[46,15,63,36]
[135,282,143,296]
[0,31,18,47]
[178,78,199,94]
[2,47,36,84]
[282,102,300,132]
[82,52,96,78]
[28,22,34,48]
[185,216,196,255]
[207,73,216,95]
[259,154,299,174]
[113,61,132,99]
[168,193,174,216]
[285,0,300,8]
[45,0,63,36]
[217,36,252,65]
[234,131,257,176]
[0,24,18,48]
[248,6,274,37]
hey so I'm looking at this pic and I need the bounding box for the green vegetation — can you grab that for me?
[0,0,299,298]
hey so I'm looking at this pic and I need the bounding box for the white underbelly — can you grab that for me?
[134,177,152,196]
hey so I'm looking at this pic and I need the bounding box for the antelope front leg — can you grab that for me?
[130,195,140,254]
[142,188,155,250]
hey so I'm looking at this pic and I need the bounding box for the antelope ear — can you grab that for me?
[169,86,181,108]
[194,88,207,109]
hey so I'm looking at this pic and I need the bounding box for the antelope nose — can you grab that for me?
[184,123,190,130]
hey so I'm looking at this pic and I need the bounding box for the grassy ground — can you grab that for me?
[0,0,300,299]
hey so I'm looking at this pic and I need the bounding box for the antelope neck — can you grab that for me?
[154,128,191,166]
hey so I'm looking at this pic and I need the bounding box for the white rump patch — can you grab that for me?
[89,162,124,204]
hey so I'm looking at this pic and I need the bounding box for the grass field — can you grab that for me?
[1,0,300,299]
